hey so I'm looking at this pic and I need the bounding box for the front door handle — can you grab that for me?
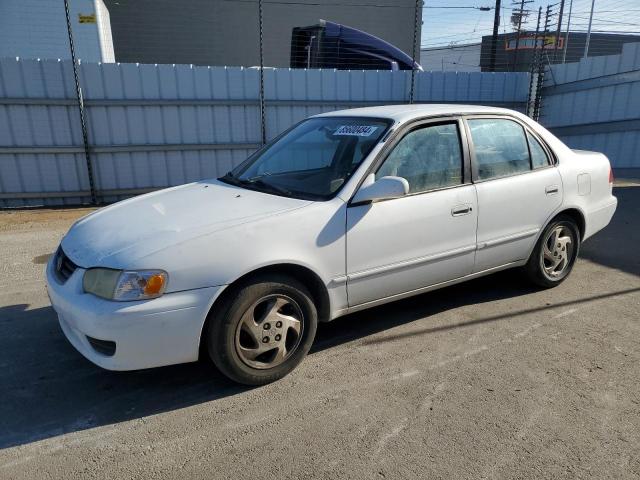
[545,185,559,195]
[451,204,473,216]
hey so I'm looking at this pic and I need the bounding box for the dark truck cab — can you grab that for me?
[291,19,422,71]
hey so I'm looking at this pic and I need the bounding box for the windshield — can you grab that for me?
[220,117,391,200]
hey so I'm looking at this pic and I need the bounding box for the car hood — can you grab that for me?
[61,179,312,268]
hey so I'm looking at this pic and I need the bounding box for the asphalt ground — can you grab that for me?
[0,184,638,479]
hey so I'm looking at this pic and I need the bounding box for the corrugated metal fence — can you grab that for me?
[0,58,530,207]
[540,42,640,169]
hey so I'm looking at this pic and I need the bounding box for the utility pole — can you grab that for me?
[511,0,531,72]
[562,0,573,63]
[553,0,565,62]
[489,0,502,72]
[584,0,595,59]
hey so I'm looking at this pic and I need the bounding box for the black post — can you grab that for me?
[489,0,502,72]
[258,0,266,145]
[409,0,421,104]
[64,0,97,205]
[527,7,542,117]
[533,5,552,121]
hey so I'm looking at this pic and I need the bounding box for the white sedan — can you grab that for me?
[46,105,617,385]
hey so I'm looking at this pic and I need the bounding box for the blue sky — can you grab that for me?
[421,0,640,48]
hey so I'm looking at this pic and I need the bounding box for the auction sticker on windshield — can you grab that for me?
[334,125,379,136]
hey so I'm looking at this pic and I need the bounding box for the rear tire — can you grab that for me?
[524,215,580,288]
[206,274,317,385]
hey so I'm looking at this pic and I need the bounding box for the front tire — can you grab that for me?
[206,274,318,385]
[524,215,580,288]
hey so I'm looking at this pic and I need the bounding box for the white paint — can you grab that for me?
[514,322,543,338]
[554,308,578,318]
[373,418,408,456]
[390,369,421,381]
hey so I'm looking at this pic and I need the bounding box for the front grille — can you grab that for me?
[54,247,77,283]
[86,336,116,357]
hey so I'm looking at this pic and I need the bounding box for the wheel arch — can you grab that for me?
[556,207,586,240]
[525,206,586,263]
[198,262,331,358]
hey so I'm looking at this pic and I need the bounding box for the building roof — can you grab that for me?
[315,103,516,123]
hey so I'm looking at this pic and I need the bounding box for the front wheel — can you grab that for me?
[524,215,580,288]
[206,274,318,385]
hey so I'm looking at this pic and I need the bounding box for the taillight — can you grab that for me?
[609,167,614,184]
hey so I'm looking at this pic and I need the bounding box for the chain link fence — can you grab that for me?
[0,0,638,206]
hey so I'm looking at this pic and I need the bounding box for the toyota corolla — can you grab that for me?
[46,105,617,385]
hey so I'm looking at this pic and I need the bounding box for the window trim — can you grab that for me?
[347,115,472,206]
[525,129,552,170]
[463,114,556,184]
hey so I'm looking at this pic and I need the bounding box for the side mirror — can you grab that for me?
[351,174,409,205]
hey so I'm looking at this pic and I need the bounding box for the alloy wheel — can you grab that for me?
[234,294,304,369]
[541,225,574,279]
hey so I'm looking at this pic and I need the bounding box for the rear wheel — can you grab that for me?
[206,274,317,385]
[524,215,580,288]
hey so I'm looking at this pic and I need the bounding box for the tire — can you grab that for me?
[524,214,581,288]
[206,274,318,385]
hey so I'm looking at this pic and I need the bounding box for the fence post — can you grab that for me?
[533,5,553,121]
[64,0,97,205]
[258,0,267,145]
[409,0,420,104]
[527,7,542,117]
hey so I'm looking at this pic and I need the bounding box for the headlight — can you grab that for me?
[83,268,168,301]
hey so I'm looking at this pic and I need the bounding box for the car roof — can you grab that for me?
[314,104,519,124]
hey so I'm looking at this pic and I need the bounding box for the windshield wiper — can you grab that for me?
[220,171,293,197]
[242,178,292,197]
[248,172,272,181]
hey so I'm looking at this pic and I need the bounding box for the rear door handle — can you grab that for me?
[545,185,559,195]
[451,204,473,216]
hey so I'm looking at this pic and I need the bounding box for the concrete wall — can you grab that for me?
[0,0,114,63]
[0,58,530,207]
[103,0,419,67]
[540,42,640,169]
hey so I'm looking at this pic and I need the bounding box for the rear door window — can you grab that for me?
[467,118,530,180]
[527,132,551,169]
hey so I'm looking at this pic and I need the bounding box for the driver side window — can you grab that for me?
[377,122,463,194]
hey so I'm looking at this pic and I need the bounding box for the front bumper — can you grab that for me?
[46,258,224,371]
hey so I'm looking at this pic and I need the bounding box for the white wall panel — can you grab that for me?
[0,59,530,206]
[541,42,640,168]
